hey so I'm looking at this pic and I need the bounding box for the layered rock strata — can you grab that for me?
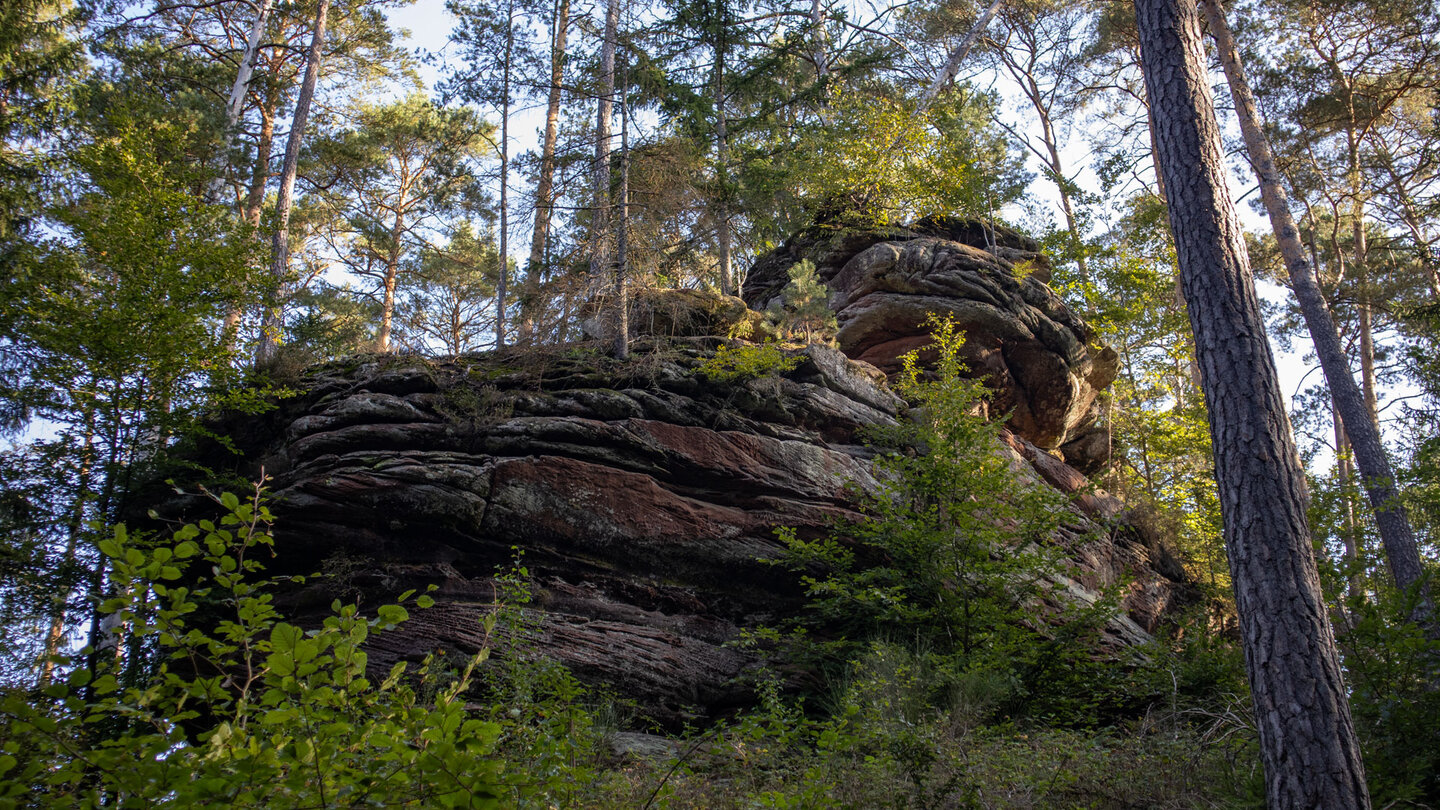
[745,217,1118,473]
[181,339,1190,726]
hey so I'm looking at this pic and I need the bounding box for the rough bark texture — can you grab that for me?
[171,332,1188,727]
[1135,0,1371,806]
[1202,0,1431,628]
[746,217,1115,472]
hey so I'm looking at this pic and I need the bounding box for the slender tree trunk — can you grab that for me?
[521,0,570,344]
[1202,0,1432,630]
[225,0,274,135]
[615,60,630,361]
[713,41,732,296]
[1006,60,1087,278]
[211,0,274,208]
[1135,0,1372,807]
[38,409,97,687]
[810,0,827,81]
[916,0,1003,115]
[223,99,277,342]
[259,0,330,364]
[1374,145,1440,296]
[588,0,618,284]
[1347,136,1380,429]
[1334,411,1364,599]
[243,101,276,230]
[377,213,405,353]
[496,1,513,349]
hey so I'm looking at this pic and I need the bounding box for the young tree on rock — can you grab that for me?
[311,95,494,353]
[1133,0,1372,806]
[397,222,502,355]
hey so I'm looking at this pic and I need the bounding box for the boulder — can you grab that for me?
[745,217,1115,471]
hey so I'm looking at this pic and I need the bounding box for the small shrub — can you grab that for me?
[766,260,838,345]
[696,343,800,384]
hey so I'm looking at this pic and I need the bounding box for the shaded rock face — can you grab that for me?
[745,217,1117,473]
[186,340,1192,728]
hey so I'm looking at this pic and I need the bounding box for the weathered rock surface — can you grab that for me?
[745,217,1118,472]
[179,338,1192,728]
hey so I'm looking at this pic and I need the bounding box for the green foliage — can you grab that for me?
[1308,504,1440,806]
[777,316,1130,726]
[399,221,503,354]
[0,486,508,808]
[696,342,800,383]
[595,668,1254,809]
[766,260,837,345]
[1338,593,1440,806]
[771,88,1027,227]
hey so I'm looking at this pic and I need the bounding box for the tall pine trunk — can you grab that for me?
[1202,0,1433,629]
[219,1,274,345]
[1135,0,1372,805]
[614,56,630,361]
[587,0,618,285]
[712,43,731,296]
[521,0,569,343]
[258,0,330,364]
[496,0,512,349]
[377,210,405,352]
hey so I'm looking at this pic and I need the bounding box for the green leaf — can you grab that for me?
[376,604,409,627]
[270,623,303,653]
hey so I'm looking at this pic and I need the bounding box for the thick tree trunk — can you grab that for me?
[587,0,618,283]
[521,0,570,344]
[259,0,330,364]
[1135,0,1372,807]
[1202,0,1432,630]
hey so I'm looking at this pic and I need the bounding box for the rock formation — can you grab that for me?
[172,219,1191,728]
[746,216,1117,473]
